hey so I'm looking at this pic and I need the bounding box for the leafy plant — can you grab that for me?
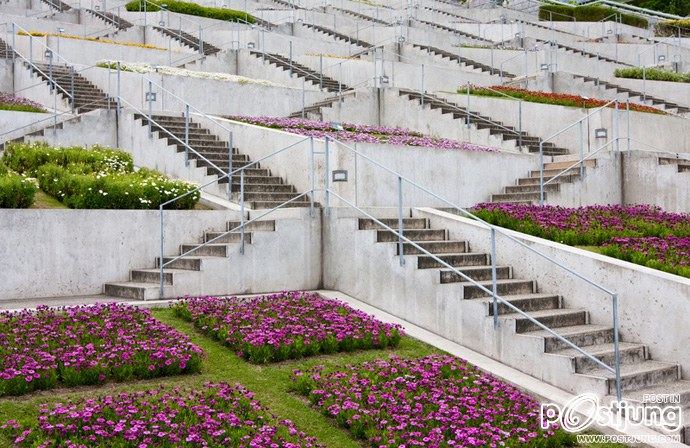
[615,67,690,83]
[0,173,37,208]
[656,18,690,37]
[539,4,648,29]
[125,0,255,23]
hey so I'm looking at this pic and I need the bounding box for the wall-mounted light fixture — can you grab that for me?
[595,128,608,139]
[332,170,348,182]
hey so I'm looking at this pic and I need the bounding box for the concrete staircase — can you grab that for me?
[331,7,391,25]
[27,62,116,112]
[134,114,311,209]
[412,42,515,78]
[358,215,690,441]
[0,37,15,59]
[271,0,303,9]
[249,51,350,93]
[423,6,478,23]
[659,156,690,173]
[573,74,690,115]
[39,0,70,12]
[85,9,134,36]
[416,19,494,46]
[534,38,633,66]
[300,22,373,49]
[398,89,570,156]
[104,219,277,300]
[287,93,351,119]
[153,27,221,55]
[489,159,596,203]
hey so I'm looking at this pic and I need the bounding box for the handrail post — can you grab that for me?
[198,25,203,55]
[539,141,545,206]
[289,40,293,76]
[69,66,75,114]
[319,54,323,89]
[147,80,153,138]
[491,227,498,329]
[626,100,630,153]
[324,137,330,213]
[465,81,470,129]
[240,169,245,254]
[397,176,404,267]
[116,61,121,112]
[579,119,584,178]
[614,100,619,152]
[159,204,164,299]
[518,100,523,150]
[612,293,622,402]
[420,64,425,107]
[228,131,233,200]
[184,104,190,166]
[309,136,315,218]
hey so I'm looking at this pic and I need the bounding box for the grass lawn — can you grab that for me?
[0,307,626,447]
[29,190,67,209]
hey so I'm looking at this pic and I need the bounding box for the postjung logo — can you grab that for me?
[541,393,683,433]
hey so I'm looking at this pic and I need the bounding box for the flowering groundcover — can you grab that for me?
[172,292,403,364]
[0,304,203,397]
[226,116,497,152]
[291,355,574,447]
[0,93,46,113]
[472,203,690,278]
[1,382,323,447]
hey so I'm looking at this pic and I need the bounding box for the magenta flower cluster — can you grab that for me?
[0,304,203,396]
[603,236,690,278]
[1,382,323,447]
[292,355,565,447]
[0,92,46,113]
[172,292,403,363]
[227,115,497,152]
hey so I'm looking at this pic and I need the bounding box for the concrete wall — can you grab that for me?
[622,151,690,213]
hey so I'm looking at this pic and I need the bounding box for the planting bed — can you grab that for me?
[1,382,322,447]
[473,203,690,278]
[226,116,497,152]
[172,292,403,363]
[292,354,573,447]
[0,304,203,396]
[0,93,46,113]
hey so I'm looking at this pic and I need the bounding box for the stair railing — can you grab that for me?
[538,99,620,205]
[458,84,524,149]
[325,136,623,402]
[153,133,313,299]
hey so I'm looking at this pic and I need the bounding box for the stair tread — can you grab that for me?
[103,281,159,289]
[582,360,678,379]
[622,379,690,404]
[553,341,645,357]
[524,324,612,338]
[502,308,586,319]
[132,268,191,274]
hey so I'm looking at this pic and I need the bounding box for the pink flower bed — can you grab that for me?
[226,115,497,152]
[1,382,323,447]
[172,292,403,363]
[292,355,569,447]
[0,304,203,396]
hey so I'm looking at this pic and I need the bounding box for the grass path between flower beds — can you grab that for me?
[0,308,625,448]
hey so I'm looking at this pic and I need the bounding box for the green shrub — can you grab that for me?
[539,4,648,29]
[2,142,199,209]
[125,0,254,23]
[2,141,133,175]
[630,0,690,17]
[0,174,37,208]
[615,67,690,83]
[656,19,690,37]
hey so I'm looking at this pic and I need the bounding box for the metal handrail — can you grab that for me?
[543,138,618,187]
[10,48,75,102]
[12,22,73,68]
[626,138,690,161]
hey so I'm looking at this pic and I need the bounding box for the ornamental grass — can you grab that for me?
[292,354,574,447]
[0,304,204,397]
[172,292,403,364]
[458,85,666,114]
[226,116,497,152]
[1,382,322,447]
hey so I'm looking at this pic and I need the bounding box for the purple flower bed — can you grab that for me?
[172,292,403,363]
[226,115,497,152]
[0,92,46,113]
[602,236,690,278]
[472,203,690,278]
[292,355,571,447]
[1,382,323,447]
[0,304,203,396]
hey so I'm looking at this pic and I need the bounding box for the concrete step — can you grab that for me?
[417,252,489,269]
[232,183,295,193]
[440,265,512,283]
[507,308,588,333]
[460,279,536,299]
[491,192,543,202]
[555,342,648,372]
[227,220,276,232]
[130,268,189,285]
[241,192,309,202]
[377,228,447,243]
[359,218,429,230]
[623,379,690,408]
[103,282,160,300]
[157,256,204,270]
[544,159,596,171]
[399,240,468,255]
[518,173,580,185]
[231,175,284,184]
[483,293,561,316]
[179,243,236,257]
[204,231,253,244]
[505,184,560,194]
[581,361,680,394]
[527,324,615,353]
[248,200,312,209]
[530,168,580,178]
